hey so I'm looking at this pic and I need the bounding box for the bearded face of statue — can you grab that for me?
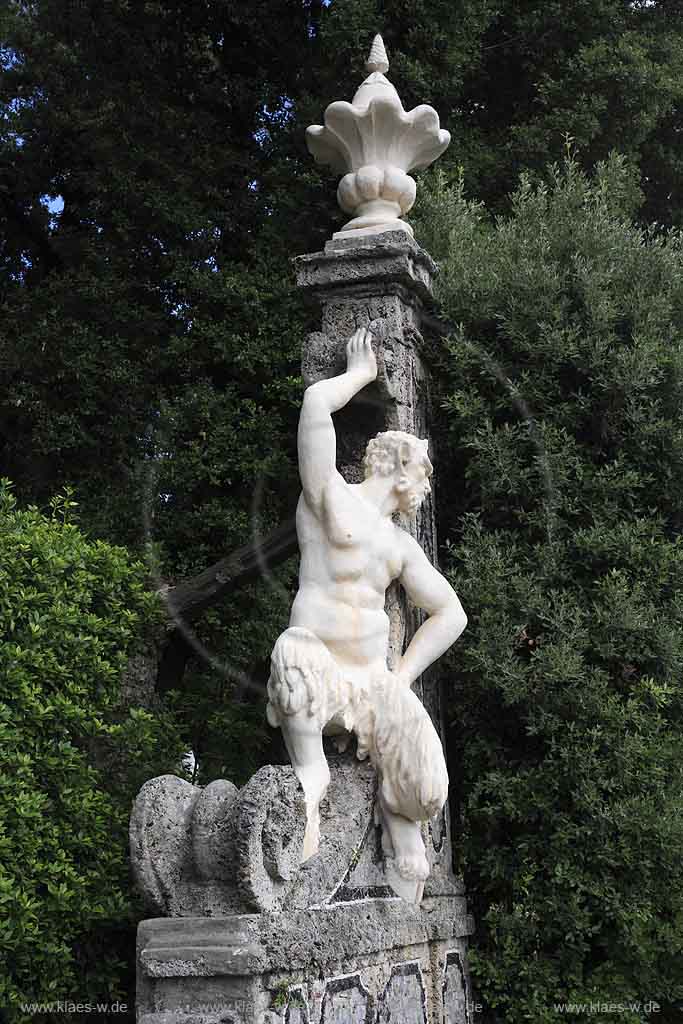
[393,440,432,517]
[363,431,433,517]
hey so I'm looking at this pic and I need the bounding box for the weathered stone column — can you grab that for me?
[295,229,459,899]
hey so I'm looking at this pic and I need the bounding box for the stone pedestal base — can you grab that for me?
[136,895,474,1024]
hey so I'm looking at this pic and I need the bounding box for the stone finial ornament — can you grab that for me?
[306,34,450,238]
[365,33,390,74]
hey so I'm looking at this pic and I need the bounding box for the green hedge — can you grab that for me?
[415,157,683,1021]
[0,481,182,1019]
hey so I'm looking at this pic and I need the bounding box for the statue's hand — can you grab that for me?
[346,327,378,384]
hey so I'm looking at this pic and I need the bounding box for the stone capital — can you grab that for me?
[294,230,437,310]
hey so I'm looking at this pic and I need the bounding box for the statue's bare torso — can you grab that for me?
[291,481,403,673]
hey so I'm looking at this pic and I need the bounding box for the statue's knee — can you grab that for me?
[380,767,446,822]
[413,717,448,818]
[267,627,331,725]
[267,664,310,720]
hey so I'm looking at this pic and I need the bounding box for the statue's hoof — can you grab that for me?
[385,858,426,904]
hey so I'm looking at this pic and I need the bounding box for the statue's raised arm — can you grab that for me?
[297,327,377,514]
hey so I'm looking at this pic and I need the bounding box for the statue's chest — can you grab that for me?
[323,489,401,584]
[325,488,370,546]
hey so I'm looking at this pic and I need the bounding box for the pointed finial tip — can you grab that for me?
[366,33,389,75]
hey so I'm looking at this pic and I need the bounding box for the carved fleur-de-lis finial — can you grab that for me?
[306,30,450,238]
[365,33,389,75]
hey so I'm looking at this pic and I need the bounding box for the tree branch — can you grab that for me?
[163,517,298,625]
[155,517,297,695]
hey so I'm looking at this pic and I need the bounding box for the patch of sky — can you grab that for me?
[308,0,332,36]
[254,97,294,149]
[253,126,269,148]
[9,251,32,285]
[168,297,193,330]
[0,47,22,71]
[41,194,64,215]
[3,131,24,147]
[39,194,64,230]
[2,83,44,147]
[183,226,222,272]
[169,299,190,317]
[1,99,26,148]
[5,93,42,116]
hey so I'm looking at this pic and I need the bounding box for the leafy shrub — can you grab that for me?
[0,481,183,1019]
[415,158,683,1021]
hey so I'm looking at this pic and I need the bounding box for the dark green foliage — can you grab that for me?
[2,0,682,544]
[0,0,316,547]
[0,0,309,786]
[0,481,184,1016]
[413,159,683,1019]
[164,560,298,787]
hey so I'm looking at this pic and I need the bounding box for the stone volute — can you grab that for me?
[306,34,451,238]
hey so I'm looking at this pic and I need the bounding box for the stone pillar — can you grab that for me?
[295,230,459,898]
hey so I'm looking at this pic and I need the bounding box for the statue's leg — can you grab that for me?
[279,710,330,860]
[267,627,351,861]
[377,795,429,903]
[366,678,449,901]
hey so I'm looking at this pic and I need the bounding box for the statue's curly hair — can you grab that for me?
[363,430,431,479]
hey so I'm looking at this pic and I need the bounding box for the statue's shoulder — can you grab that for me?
[391,525,427,569]
[298,469,350,525]
[387,520,411,557]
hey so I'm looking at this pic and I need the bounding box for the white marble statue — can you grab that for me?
[267,327,467,902]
